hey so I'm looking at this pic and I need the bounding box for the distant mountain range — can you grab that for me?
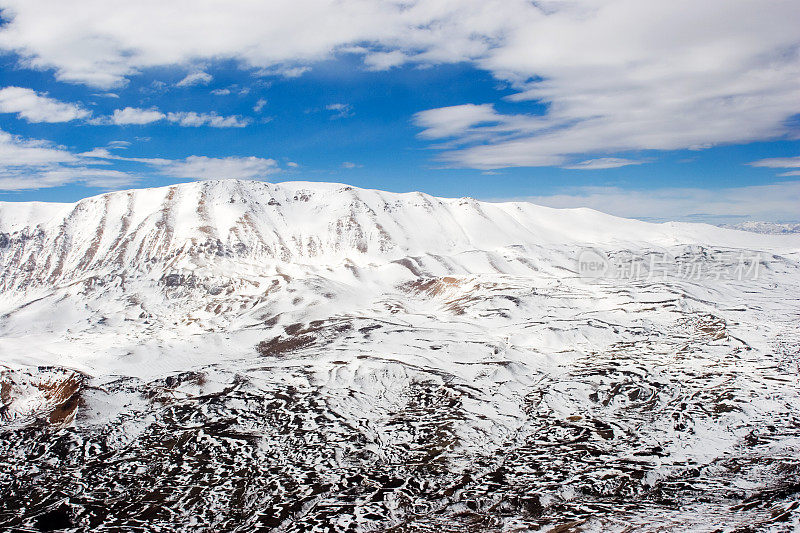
[719,221,800,234]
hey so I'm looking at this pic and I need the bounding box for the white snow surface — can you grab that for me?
[1,180,799,531]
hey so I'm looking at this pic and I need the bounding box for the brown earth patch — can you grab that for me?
[257,334,316,357]
[36,372,84,427]
[404,276,463,297]
[256,319,358,357]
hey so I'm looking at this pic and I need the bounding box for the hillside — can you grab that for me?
[1,180,799,532]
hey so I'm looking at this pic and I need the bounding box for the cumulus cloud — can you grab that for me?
[110,107,166,125]
[0,1,798,167]
[497,181,800,224]
[176,71,212,87]
[0,86,90,122]
[0,0,544,89]
[0,0,443,87]
[253,98,267,112]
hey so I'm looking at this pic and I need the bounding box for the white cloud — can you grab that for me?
[81,150,281,180]
[496,181,800,224]
[0,86,90,122]
[415,90,800,168]
[165,111,250,128]
[415,104,502,140]
[0,128,140,190]
[110,107,166,125]
[748,155,800,177]
[210,88,231,95]
[0,1,798,166]
[341,161,362,169]
[326,103,353,119]
[363,50,407,70]
[95,108,249,128]
[748,156,800,169]
[0,167,139,191]
[260,66,310,79]
[0,0,516,87]
[253,98,267,112]
[433,1,800,168]
[0,128,285,190]
[562,158,645,170]
[152,156,279,180]
[0,129,77,166]
[176,71,212,87]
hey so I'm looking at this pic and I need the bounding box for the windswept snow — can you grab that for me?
[1,180,799,531]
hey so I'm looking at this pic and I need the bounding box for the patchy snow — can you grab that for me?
[1,180,799,531]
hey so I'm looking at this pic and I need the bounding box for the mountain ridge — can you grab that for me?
[1,179,796,294]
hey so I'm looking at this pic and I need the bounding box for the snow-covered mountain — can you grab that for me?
[2,180,799,532]
[2,179,782,293]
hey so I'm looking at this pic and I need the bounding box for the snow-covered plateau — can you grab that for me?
[1,180,799,532]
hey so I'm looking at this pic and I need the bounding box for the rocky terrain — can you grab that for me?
[1,180,799,532]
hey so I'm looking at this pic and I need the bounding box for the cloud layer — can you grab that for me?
[0,129,141,190]
[1,0,798,168]
[749,155,800,177]
[500,181,800,224]
[0,128,283,191]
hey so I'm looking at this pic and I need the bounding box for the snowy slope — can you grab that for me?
[1,180,799,532]
[1,180,796,294]
[0,200,72,233]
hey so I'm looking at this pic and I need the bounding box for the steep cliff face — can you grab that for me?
[1,180,800,532]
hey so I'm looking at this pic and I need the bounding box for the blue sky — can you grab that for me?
[0,0,798,222]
